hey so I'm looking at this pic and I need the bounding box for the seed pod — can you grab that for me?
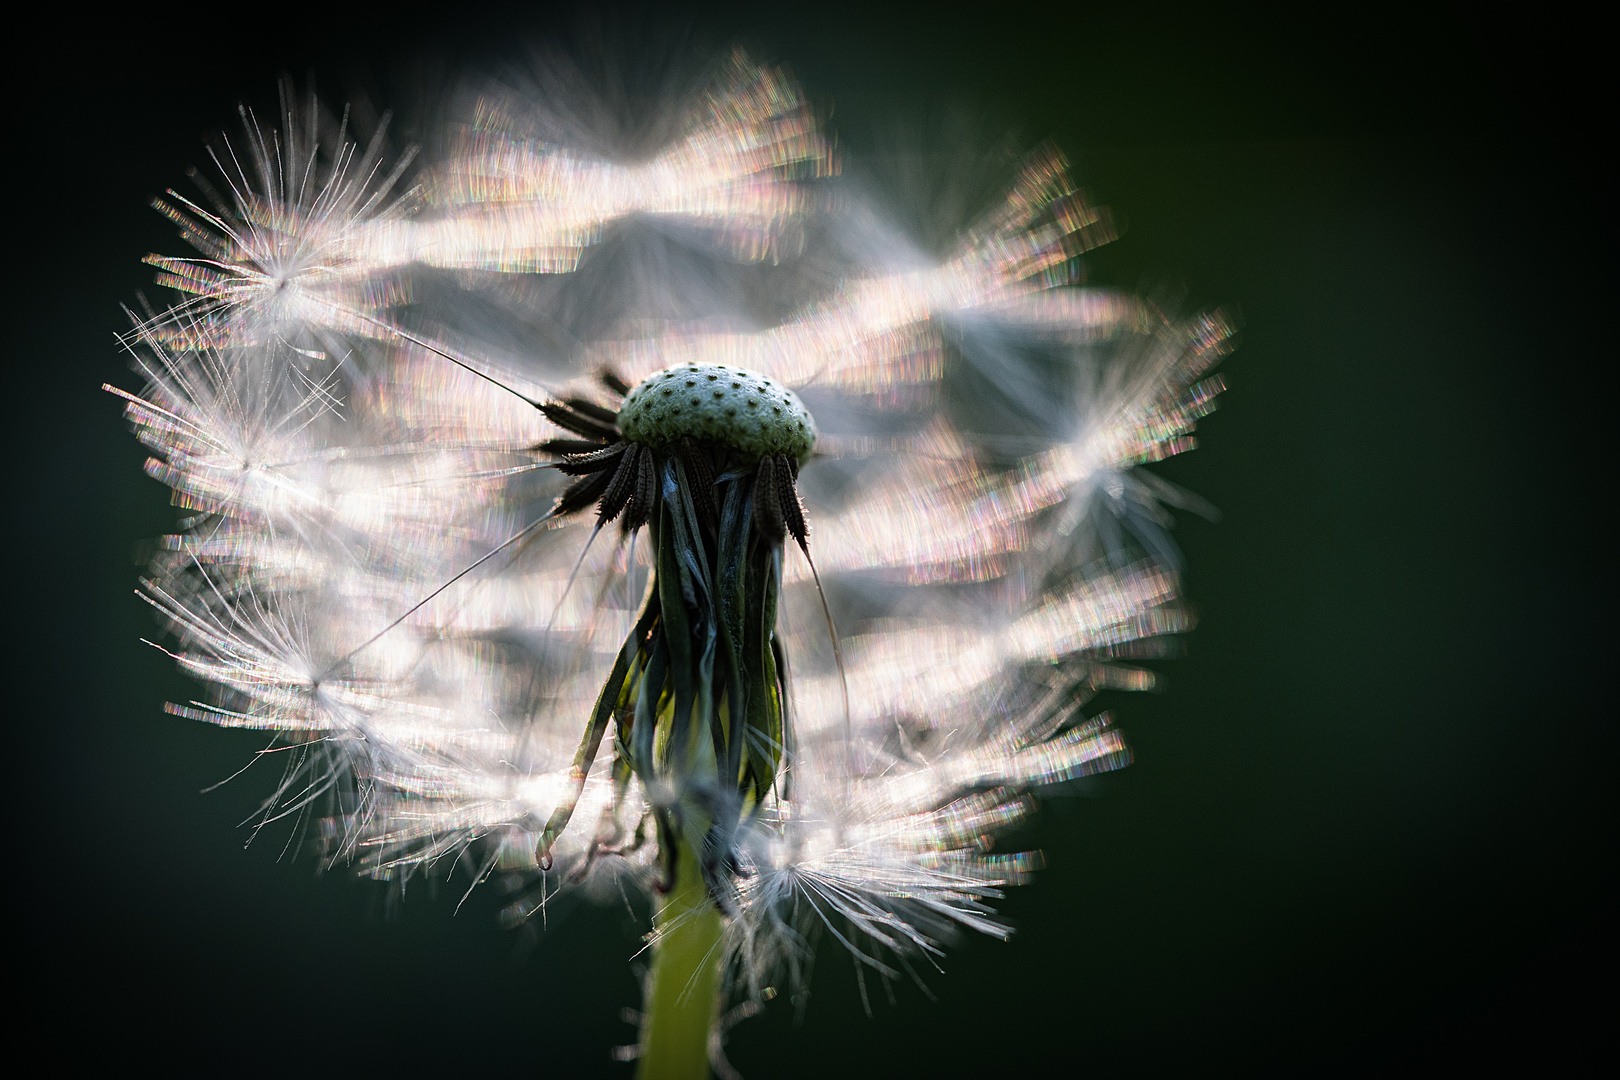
[753,455,785,542]
[775,453,809,550]
[597,444,642,524]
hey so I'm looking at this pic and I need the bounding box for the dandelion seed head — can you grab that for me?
[116,47,1233,1034]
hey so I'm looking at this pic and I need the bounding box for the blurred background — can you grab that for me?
[13,2,1609,1073]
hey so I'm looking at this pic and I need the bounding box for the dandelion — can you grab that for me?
[113,50,1233,1078]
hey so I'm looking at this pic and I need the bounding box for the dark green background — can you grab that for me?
[15,3,1609,1074]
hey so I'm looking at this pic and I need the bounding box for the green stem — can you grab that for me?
[637,839,724,1080]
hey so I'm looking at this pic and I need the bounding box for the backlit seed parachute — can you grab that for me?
[114,53,1232,1009]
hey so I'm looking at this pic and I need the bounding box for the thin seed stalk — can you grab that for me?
[638,837,723,1080]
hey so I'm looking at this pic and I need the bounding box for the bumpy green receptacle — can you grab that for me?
[617,363,816,465]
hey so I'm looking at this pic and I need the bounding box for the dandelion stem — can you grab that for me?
[638,837,723,1080]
